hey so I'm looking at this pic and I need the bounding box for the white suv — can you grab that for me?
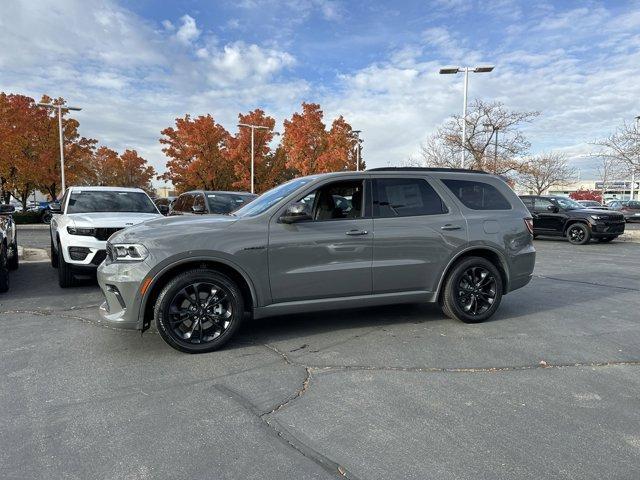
[50,186,162,287]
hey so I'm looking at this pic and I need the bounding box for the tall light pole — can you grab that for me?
[352,130,362,171]
[439,65,494,168]
[237,123,277,194]
[37,102,82,196]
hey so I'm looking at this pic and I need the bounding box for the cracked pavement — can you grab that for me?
[1,235,640,479]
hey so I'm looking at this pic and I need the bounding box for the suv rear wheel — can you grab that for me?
[566,223,590,245]
[441,256,503,324]
[155,269,244,353]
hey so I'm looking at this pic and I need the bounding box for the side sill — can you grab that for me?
[253,290,435,319]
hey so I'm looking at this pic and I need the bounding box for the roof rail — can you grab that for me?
[367,167,489,174]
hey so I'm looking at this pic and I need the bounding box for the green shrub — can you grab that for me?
[12,211,42,224]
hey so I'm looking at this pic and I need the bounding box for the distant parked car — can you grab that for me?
[154,196,176,215]
[576,200,609,210]
[520,195,625,244]
[614,200,640,221]
[50,186,163,287]
[170,190,257,216]
[607,200,628,210]
[0,203,19,293]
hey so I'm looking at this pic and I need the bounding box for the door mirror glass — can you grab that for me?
[547,204,558,213]
[49,202,62,213]
[280,202,312,224]
[0,204,15,214]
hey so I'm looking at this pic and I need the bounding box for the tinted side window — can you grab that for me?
[442,179,511,210]
[533,197,554,212]
[373,178,448,218]
[520,197,534,210]
[193,193,206,211]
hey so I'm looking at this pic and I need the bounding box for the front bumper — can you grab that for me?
[591,221,625,237]
[97,260,151,330]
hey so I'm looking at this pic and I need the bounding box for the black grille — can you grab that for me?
[92,250,107,265]
[94,227,123,241]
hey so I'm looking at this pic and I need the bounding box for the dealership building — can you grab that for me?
[516,179,639,201]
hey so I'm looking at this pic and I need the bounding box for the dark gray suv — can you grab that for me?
[97,168,536,353]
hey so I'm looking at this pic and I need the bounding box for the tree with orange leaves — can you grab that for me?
[118,149,156,193]
[282,103,361,176]
[228,109,277,192]
[160,114,234,193]
[282,102,328,176]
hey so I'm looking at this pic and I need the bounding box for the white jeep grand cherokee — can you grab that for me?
[50,186,162,287]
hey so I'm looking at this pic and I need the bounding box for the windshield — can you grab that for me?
[552,197,585,210]
[233,177,315,217]
[628,201,640,208]
[206,193,256,214]
[67,191,158,214]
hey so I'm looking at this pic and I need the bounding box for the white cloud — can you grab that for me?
[175,14,201,45]
[207,42,295,84]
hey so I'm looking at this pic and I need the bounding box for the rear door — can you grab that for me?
[371,176,467,294]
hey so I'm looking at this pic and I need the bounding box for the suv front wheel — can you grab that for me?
[155,269,245,353]
[441,257,503,324]
[566,223,591,245]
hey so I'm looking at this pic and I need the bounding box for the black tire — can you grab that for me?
[41,211,53,225]
[597,236,616,243]
[441,256,503,324]
[155,269,245,353]
[0,242,9,293]
[8,235,18,271]
[57,241,75,288]
[566,223,591,245]
[50,237,58,268]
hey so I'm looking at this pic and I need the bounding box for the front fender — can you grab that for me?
[137,251,262,331]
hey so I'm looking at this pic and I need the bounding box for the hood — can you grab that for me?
[68,212,161,227]
[573,208,623,218]
[110,213,238,243]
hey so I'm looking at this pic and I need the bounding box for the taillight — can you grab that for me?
[524,218,534,235]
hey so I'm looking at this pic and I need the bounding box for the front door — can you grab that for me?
[268,178,373,303]
[532,197,564,233]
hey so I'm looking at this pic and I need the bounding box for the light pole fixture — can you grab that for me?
[237,123,276,194]
[483,123,499,174]
[37,102,82,195]
[439,65,494,168]
[352,130,362,171]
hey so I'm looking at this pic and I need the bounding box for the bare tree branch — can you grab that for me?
[517,153,577,195]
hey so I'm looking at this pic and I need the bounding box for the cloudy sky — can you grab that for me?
[1,0,639,181]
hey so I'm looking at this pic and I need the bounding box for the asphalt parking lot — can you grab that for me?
[2,231,640,479]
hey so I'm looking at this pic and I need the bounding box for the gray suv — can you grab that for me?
[97,168,536,353]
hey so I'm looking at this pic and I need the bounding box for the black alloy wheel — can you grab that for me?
[441,256,503,324]
[155,269,244,353]
[567,223,590,245]
[455,266,497,316]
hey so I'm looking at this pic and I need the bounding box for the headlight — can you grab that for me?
[67,226,96,236]
[590,215,603,221]
[109,243,149,262]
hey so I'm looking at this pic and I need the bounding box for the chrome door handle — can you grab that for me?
[441,224,462,231]
[346,230,368,236]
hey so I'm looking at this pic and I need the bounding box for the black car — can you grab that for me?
[170,190,257,216]
[154,196,176,215]
[0,204,19,292]
[520,195,625,245]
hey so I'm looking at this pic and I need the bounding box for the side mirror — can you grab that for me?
[191,205,206,214]
[49,202,62,213]
[547,204,559,213]
[280,202,312,224]
[0,204,15,215]
[158,205,170,215]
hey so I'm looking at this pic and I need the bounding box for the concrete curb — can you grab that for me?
[17,246,49,262]
[17,224,50,230]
